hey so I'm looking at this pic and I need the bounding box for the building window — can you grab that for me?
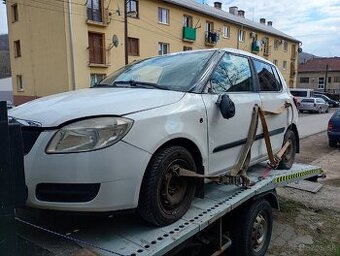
[318,77,324,89]
[127,0,138,18]
[238,30,245,42]
[183,15,193,27]
[158,42,169,55]
[16,75,23,91]
[14,40,21,57]
[328,77,331,83]
[90,73,106,86]
[334,77,340,83]
[283,61,287,70]
[183,46,192,51]
[223,25,230,38]
[158,8,169,24]
[273,59,278,65]
[206,21,214,32]
[274,39,280,50]
[11,4,18,22]
[300,77,309,83]
[284,41,288,51]
[87,0,102,22]
[88,32,105,64]
[128,37,139,56]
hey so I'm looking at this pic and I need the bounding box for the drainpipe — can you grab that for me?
[124,0,128,65]
[324,64,328,93]
[68,0,76,90]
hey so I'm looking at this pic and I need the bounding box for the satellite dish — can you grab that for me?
[298,47,303,53]
[112,35,119,47]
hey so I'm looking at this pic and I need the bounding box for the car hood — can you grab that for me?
[9,88,185,127]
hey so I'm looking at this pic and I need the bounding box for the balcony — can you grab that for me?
[205,31,218,46]
[251,41,260,54]
[182,27,196,42]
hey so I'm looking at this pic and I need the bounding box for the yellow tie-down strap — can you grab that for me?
[273,168,323,184]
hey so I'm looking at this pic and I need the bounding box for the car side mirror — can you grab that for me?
[216,94,235,119]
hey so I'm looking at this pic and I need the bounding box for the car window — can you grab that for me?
[209,53,253,93]
[316,99,325,103]
[301,99,314,103]
[253,60,281,92]
[290,90,307,97]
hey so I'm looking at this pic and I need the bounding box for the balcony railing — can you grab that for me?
[205,31,218,46]
[182,27,196,42]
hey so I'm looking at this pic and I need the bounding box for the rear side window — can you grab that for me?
[301,99,314,103]
[290,90,307,97]
[316,99,325,104]
[210,53,253,93]
[253,60,282,92]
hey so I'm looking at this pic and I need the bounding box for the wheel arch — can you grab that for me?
[141,137,205,200]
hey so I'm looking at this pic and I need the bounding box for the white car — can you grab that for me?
[9,49,299,226]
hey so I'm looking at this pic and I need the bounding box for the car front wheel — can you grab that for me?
[138,146,197,226]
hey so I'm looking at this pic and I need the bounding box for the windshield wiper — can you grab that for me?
[113,80,166,90]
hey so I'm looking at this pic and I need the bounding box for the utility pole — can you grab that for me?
[324,64,329,93]
[124,0,128,65]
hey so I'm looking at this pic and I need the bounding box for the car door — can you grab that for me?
[252,59,290,158]
[201,52,261,175]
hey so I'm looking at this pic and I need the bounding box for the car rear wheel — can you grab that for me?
[278,130,296,170]
[138,146,197,226]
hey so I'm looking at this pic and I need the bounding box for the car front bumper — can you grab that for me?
[24,131,152,212]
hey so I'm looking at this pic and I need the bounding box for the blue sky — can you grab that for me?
[1,1,340,57]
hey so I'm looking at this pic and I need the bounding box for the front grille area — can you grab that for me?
[36,183,100,203]
[22,129,41,155]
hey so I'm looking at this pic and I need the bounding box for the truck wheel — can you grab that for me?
[228,199,273,256]
[278,130,296,170]
[138,146,197,226]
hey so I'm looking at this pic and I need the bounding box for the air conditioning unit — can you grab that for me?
[250,32,257,38]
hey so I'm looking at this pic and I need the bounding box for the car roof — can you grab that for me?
[166,48,274,66]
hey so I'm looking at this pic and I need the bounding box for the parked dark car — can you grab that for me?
[328,109,340,147]
[315,93,340,108]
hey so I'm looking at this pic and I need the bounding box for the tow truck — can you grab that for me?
[16,163,323,256]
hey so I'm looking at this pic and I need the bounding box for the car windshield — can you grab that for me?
[96,51,215,92]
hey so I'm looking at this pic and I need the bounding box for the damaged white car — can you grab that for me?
[9,49,299,226]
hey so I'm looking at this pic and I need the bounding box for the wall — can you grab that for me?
[298,71,340,93]
[7,0,70,105]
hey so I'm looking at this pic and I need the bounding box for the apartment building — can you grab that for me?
[298,57,340,94]
[7,0,300,105]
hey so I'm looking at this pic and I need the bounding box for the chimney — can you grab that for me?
[229,6,238,15]
[238,10,245,18]
[267,21,273,26]
[214,2,222,9]
[260,18,266,24]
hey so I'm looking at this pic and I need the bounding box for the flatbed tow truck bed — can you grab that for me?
[16,163,323,256]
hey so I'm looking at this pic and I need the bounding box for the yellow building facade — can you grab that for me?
[7,0,300,105]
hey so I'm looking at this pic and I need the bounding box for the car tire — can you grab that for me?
[299,110,303,113]
[278,130,296,170]
[329,140,337,147]
[138,146,197,226]
[227,199,273,256]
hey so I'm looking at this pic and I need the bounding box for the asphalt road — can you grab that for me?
[297,108,338,138]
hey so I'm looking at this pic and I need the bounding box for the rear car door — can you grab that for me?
[253,59,290,157]
[202,52,261,175]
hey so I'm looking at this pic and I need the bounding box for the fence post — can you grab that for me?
[0,101,16,255]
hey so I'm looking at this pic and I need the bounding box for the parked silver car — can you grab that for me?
[299,97,329,113]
